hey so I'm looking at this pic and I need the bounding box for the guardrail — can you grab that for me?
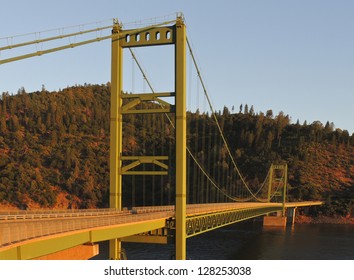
[0,208,130,221]
[0,203,281,221]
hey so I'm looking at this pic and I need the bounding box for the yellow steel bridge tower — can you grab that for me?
[109,15,187,260]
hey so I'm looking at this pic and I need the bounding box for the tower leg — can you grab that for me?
[175,17,187,260]
[109,239,121,260]
[109,20,123,260]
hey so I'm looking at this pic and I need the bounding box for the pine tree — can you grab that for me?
[244,104,249,115]
[0,117,7,134]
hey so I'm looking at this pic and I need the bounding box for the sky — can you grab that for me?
[1,0,353,134]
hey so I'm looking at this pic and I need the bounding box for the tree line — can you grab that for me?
[0,84,353,216]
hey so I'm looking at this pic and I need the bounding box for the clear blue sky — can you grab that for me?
[1,0,353,133]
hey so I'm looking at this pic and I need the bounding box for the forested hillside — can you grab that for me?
[0,84,353,216]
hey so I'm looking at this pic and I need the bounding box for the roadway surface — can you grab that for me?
[0,201,322,259]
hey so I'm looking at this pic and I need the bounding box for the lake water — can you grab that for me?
[92,222,354,260]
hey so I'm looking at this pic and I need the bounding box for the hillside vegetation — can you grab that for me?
[0,84,353,216]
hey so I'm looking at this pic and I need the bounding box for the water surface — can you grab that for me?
[92,222,354,260]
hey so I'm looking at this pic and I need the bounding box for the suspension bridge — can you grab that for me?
[0,14,322,260]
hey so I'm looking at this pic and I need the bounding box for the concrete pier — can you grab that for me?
[263,216,287,227]
[263,207,297,227]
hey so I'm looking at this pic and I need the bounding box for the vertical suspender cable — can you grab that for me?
[186,37,269,202]
[152,113,156,205]
[161,113,165,205]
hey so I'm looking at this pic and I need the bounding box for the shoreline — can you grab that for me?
[295,214,354,225]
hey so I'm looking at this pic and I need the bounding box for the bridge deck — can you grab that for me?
[0,201,322,260]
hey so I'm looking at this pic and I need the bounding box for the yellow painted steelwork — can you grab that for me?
[109,20,123,260]
[120,26,175,48]
[282,164,288,216]
[267,164,288,216]
[108,15,187,259]
[174,16,187,260]
[267,164,274,202]
[121,156,168,175]
[185,206,282,237]
[121,92,175,114]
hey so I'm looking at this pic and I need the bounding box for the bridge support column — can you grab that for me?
[109,19,123,260]
[175,16,187,260]
[288,207,296,226]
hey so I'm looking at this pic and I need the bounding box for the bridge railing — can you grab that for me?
[131,206,175,214]
[0,208,130,221]
[0,210,175,248]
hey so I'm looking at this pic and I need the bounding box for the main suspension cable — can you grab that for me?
[0,19,177,65]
